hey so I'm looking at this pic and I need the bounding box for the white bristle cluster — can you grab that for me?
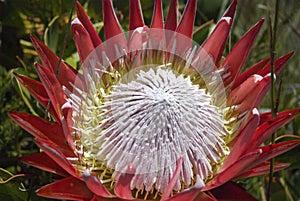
[69,64,228,192]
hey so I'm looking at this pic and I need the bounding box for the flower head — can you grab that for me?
[9,0,300,200]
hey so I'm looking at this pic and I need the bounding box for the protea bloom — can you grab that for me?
[9,0,300,200]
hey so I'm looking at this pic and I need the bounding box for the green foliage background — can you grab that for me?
[0,0,299,200]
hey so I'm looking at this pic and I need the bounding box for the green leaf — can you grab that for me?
[44,16,60,53]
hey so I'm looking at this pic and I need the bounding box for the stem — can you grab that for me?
[260,179,267,201]
[0,168,25,183]
[279,171,295,201]
[267,0,280,200]
[44,0,76,119]
[55,0,77,77]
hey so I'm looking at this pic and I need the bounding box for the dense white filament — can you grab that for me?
[69,66,229,192]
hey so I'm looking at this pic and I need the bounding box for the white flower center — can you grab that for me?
[88,65,228,192]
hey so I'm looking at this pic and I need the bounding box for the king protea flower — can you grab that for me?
[9,0,300,200]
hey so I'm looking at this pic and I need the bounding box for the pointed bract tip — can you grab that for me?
[34,61,42,69]
[71,18,81,25]
[83,169,114,197]
[255,18,265,30]
[75,1,83,12]
[222,18,265,86]
[223,0,238,18]
[252,108,260,116]
[201,16,232,65]
[222,16,232,24]
[30,35,43,50]
[75,1,86,19]
[165,0,178,31]
[150,0,163,29]
[129,0,145,31]
[250,18,265,34]
[74,1,102,47]
[62,102,72,110]
[194,175,205,189]
[102,0,127,50]
[176,0,197,38]
[282,51,294,60]
[29,34,37,42]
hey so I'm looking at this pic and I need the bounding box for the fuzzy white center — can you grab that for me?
[93,66,227,192]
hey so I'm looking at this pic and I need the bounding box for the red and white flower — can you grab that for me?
[9,0,300,200]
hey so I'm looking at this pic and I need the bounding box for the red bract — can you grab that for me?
[9,0,300,200]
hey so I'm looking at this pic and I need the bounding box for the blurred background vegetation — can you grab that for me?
[0,0,299,200]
